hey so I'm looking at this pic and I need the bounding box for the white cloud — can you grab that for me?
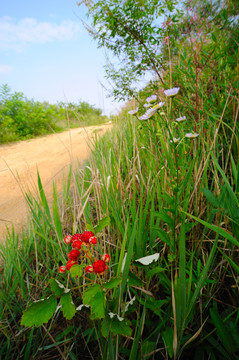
[0,16,81,51]
[0,64,13,73]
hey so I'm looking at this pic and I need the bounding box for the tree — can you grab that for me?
[79,0,180,101]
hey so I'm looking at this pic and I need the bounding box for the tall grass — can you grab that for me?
[0,87,238,358]
[0,2,238,357]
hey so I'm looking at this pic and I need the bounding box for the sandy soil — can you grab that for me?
[0,124,111,238]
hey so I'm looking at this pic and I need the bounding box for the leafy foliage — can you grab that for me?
[83,283,105,319]
[80,0,179,100]
[1,0,239,359]
[0,84,107,143]
[21,296,57,327]
[101,315,132,337]
[60,293,76,320]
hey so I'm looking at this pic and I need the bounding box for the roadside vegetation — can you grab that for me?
[0,0,238,359]
[0,84,108,144]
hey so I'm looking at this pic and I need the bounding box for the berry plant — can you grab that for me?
[21,218,133,341]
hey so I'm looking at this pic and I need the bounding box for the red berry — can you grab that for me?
[63,235,72,244]
[72,233,84,242]
[68,249,80,261]
[59,265,66,273]
[85,265,94,273]
[72,240,82,250]
[102,254,110,263]
[89,236,97,245]
[82,231,94,243]
[93,260,107,274]
[66,260,77,270]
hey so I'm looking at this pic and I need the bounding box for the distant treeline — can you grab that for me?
[0,84,108,144]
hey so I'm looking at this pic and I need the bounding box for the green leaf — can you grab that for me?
[49,278,68,297]
[182,211,239,246]
[153,227,171,246]
[94,216,110,234]
[211,33,217,42]
[219,249,239,274]
[37,171,51,221]
[210,307,234,353]
[162,327,174,358]
[127,272,143,287]
[21,295,57,327]
[60,292,76,320]
[101,316,132,337]
[146,266,165,278]
[202,188,219,208]
[83,283,105,319]
[52,183,62,241]
[103,277,122,289]
[69,264,85,278]
[86,223,95,233]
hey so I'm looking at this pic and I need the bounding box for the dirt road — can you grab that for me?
[0,124,111,238]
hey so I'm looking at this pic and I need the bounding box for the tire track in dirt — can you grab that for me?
[0,124,111,239]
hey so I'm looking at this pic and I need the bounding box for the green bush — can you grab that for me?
[0,84,108,144]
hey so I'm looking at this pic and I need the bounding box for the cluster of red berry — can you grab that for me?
[59,231,110,275]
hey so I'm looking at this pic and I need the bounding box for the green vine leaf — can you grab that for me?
[86,223,95,233]
[49,278,69,297]
[103,277,122,289]
[83,283,105,319]
[94,216,110,234]
[21,295,57,327]
[69,264,85,278]
[101,315,132,337]
[60,292,76,320]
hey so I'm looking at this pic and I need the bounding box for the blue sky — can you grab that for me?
[0,0,123,115]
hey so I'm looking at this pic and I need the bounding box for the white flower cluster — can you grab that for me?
[139,102,165,121]
[128,108,138,115]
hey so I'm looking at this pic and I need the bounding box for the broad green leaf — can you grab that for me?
[162,327,174,358]
[21,295,57,327]
[94,216,110,234]
[153,227,171,246]
[103,277,122,289]
[101,316,132,337]
[60,292,76,320]
[86,223,95,233]
[83,283,105,319]
[127,272,143,287]
[146,266,165,278]
[49,278,68,297]
[69,264,85,278]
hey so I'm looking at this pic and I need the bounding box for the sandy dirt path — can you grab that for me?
[0,124,111,238]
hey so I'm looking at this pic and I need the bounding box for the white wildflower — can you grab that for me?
[164,87,180,97]
[185,132,199,138]
[151,102,165,111]
[176,116,186,122]
[146,94,157,103]
[170,137,180,143]
[143,103,153,108]
[139,113,154,120]
[128,108,138,115]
